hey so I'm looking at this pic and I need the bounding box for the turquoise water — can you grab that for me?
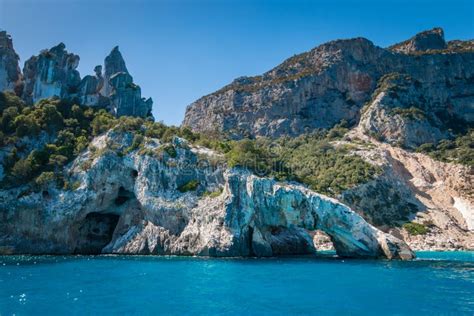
[0,252,473,315]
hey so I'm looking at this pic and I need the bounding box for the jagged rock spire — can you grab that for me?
[0,32,153,119]
[22,42,81,104]
[0,30,22,93]
[101,46,129,96]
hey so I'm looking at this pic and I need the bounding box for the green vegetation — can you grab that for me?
[218,122,381,196]
[163,144,177,158]
[202,188,223,198]
[403,222,429,235]
[0,91,380,197]
[0,92,214,189]
[416,129,473,166]
[178,180,200,193]
[0,92,116,187]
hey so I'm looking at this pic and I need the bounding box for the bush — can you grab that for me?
[163,144,177,158]
[416,129,473,166]
[202,188,223,198]
[403,222,429,235]
[35,172,56,189]
[178,180,200,193]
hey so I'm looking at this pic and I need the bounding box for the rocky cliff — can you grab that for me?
[0,31,21,94]
[183,28,474,141]
[0,31,152,118]
[0,27,472,258]
[0,131,413,259]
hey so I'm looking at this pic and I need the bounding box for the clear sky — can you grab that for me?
[1,0,473,125]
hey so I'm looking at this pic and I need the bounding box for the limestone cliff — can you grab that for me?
[22,43,81,104]
[0,31,152,119]
[0,131,413,259]
[0,31,22,94]
[338,130,473,251]
[183,28,474,140]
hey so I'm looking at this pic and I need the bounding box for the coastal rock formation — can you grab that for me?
[358,73,450,148]
[0,31,21,94]
[0,32,152,118]
[78,65,106,107]
[109,72,153,117]
[338,130,474,251]
[0,132,413,259]
[22,43,81,104]
[183,28,474,139]
[101,46,128,97]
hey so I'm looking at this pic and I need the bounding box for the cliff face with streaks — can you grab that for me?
[0,132,413,259]
[0,32,152,119]
[183,28,473,141]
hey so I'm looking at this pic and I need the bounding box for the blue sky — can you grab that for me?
[1,0,473,125]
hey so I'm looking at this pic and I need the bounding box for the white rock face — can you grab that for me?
[0,132,413,259]
[22,43,81,104]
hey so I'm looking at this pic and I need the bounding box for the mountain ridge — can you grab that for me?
[183,27,474,143]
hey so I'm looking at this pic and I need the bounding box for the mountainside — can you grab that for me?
[183,28,474,145]
[0,107,413,259]
[0,28,472,257]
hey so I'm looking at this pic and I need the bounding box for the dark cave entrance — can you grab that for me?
[74,212,120,254]
[114,186,135,206]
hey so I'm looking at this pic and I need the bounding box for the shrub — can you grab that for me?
[163,144,177,158]
[125,134,144,154]
[403,222,429,235]
[391,107,426,120]
[416,129,473,166]
[35,172,56,189]
[178,180,200,193]
[202,188,223,198]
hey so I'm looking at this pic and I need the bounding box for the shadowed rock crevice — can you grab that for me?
[114,186,135,206]
[74,212,120,254]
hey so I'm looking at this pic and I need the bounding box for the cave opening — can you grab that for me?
[74,212,120,254]
[114,186,135,206]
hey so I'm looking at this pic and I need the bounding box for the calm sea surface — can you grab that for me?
[0,252,473,315]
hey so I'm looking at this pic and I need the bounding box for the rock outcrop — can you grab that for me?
[78,65,106,107]
[0,132,413,259]
[338,130,474,251]
[101,46,128,97]
[109,72,153,117]
[22,43,81,104]
[183,28,474,140]
[358,73,452,148]
[389,27,447,54]
[0,31,22,94]
[0,32,152,118]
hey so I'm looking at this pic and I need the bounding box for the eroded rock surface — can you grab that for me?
[183,28,474,139]
[0,33,152,118]
[389,27,447,54]
[0,132,413,259]
[339,130,474,251]
[22,43,81,104]
[0,31,21,94]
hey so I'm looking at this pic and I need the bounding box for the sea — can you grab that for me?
[0,251,473,315]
